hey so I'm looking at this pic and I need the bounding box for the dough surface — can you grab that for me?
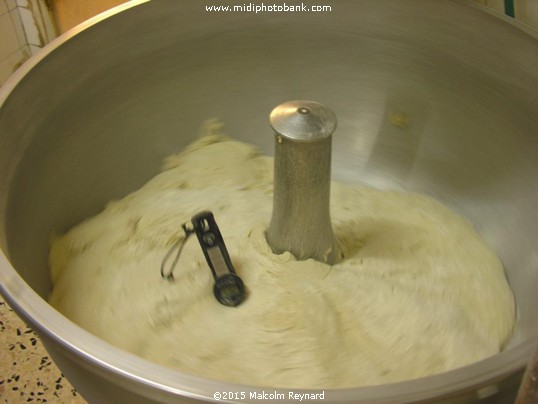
[49,129,515,388]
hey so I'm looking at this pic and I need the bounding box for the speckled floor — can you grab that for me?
[0,297,86,403]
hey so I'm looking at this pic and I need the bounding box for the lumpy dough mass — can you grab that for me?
[49,130,515,388]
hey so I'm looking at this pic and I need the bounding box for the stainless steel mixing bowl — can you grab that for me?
[1,0,537,402]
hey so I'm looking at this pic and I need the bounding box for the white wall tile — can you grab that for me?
[0,0,56,85]
[19,5,41,45]
[28,43,40,55]
[8,6,26,45]
[0,1,9,16]
[30,0,56,43]
[0,46,28,85]
[0,10,20,60]
[517,0,538,30]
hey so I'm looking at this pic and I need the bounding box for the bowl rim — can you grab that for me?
[1,0,538,402]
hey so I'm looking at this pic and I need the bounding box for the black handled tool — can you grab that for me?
[191,211,246,307]
[161,211,246,307]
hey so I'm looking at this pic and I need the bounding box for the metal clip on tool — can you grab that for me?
[161,211,246,307]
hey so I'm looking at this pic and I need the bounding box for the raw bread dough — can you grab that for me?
[49,127,515,388]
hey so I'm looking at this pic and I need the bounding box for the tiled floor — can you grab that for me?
[0,298,86,403]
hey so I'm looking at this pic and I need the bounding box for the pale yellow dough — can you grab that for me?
[49,130,515,388]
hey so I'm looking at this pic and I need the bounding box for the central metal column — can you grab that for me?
[266,100,342,265]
